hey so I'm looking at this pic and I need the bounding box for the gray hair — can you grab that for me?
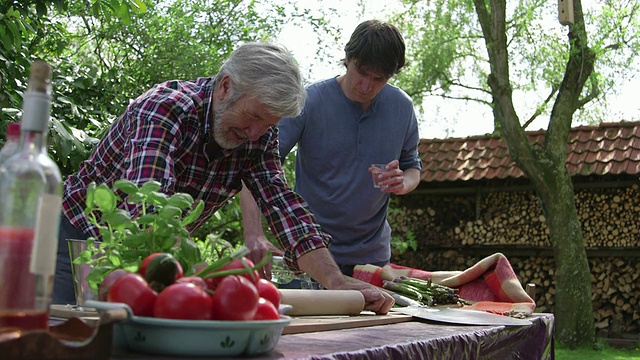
[214,42,306,118]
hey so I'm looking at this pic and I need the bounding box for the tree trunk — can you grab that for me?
[473,0,595,347]
[537,167,594,346]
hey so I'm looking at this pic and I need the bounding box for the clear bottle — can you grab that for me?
[0,123,21,165]
[270,256,296,286]
[0,61,63,331]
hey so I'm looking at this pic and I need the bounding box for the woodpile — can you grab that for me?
[393,183,640,248]
[391,181,640,337]
[590,257,640,337]
[577,186,640,248]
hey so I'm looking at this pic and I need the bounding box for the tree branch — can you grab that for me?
[436,93,493,107]
[523,85,559,128]
[576,77,600,108]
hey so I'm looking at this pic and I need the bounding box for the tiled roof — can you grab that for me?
[419,121,640,182]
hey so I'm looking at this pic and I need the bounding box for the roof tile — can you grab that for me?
[420,121,640,182]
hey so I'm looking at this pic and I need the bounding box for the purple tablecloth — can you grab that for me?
[114,313,554,360]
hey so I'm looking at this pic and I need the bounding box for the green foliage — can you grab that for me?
[191,196,243,246]
[391,0,640,127]
[391,229,417,255]
[77,179,205,291]
[76,179,268,290]
[2,0,333,178]
[387,198,418,255]
[1,0,148,176]
[390,0,480,102]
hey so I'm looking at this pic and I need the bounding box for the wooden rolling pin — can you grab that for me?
[279,289,365,316]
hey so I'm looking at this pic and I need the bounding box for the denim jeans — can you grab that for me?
[52,214,90,305]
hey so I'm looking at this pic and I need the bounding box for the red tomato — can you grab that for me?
[138,252,164,278]
[107,273,157,317]
[207,258,259,289]
[256,278,281,308]
[176,276,208,291]
[154,283,213,320]
[98,269,128,301]
[211,275,259,321]
[253,297,280,320]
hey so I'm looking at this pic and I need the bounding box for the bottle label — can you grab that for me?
[30,194,62,275]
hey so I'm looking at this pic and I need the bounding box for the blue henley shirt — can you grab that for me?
[277,77,422,266]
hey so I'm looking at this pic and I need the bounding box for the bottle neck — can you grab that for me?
[19,130,45,153]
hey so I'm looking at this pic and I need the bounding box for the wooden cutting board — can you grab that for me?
[282,312,413,334]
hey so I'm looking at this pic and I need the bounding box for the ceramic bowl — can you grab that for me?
[86,300,291,357]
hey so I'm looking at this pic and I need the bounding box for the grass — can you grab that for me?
[555,341,640,360]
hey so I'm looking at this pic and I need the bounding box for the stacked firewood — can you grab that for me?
[576,186,640,248]
[390,182,640,337]
[589,257,640,336]
[392,183,640,249]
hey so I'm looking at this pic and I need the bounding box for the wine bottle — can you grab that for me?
[0,61,63,331]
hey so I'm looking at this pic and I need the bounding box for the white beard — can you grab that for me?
[211,100,246,149]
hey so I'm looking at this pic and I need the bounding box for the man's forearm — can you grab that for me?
[296,247,396,314]
[296,248,347,289]
[239,183,265,239]
[400,168,421,195]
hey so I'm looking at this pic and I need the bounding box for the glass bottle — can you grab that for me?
[0,61,63,331]
[0,123,21,165]
[270,256,296,286]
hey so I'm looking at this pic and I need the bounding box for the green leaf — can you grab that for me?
[108,252,122,267]
[100,232,113,244]
[121,233,147,248]
[159,205,181,220]
[84,182,97,215]
[128,192,145,204]
[113,179,139,195]
[136,213,157,225]
[94,184,117,212]
[72,249,94,263]
[161,236,176,249]
[147,191,168,206]
[167,193,194,209]
[139,181,161,195]
[101,209,132,228]
[182,200,204,227]
[180,238,201,267]
[86,264,115,292]
[133,0,147,12]
[76,180,239,297]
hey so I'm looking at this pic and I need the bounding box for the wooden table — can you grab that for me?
[112,313,555,360]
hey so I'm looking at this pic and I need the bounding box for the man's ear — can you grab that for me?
[214,74,232,101]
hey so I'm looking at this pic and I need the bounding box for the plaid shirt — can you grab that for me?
[62,77,330,269]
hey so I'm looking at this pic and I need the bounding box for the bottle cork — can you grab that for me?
[21,61,52,132]
[27,61,52,94]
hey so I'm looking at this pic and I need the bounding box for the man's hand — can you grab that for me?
[332,276,395,314]
[245,234,283,280]
[376,160,421,196]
